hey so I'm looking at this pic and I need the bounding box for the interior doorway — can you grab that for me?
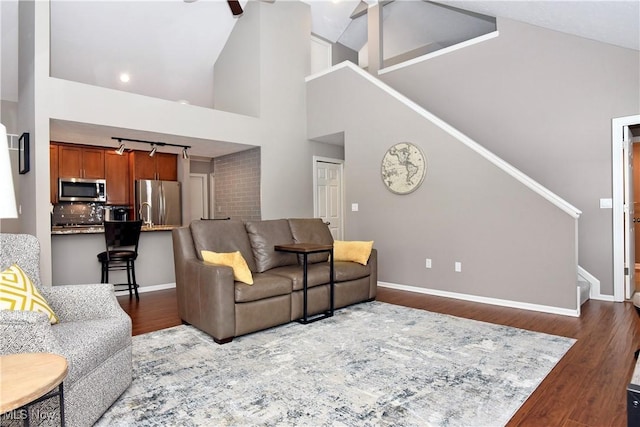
[313,157,344,240]
[189,173,209,221]
[612,115,640,302]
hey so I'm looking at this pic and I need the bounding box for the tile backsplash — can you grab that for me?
[52,202,104,226]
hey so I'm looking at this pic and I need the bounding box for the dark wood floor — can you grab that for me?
[117,287,639,426]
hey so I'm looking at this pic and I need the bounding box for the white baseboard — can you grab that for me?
[378,281,580,318]
[114,282,176,297]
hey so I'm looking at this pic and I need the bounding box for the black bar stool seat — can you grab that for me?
[98,220,143,300]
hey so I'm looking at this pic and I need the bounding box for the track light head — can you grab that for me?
[182,147,189,160]
[149,145,157,157]
[115,143,125,155]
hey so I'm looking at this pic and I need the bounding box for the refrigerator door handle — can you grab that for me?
[159,182,165,225]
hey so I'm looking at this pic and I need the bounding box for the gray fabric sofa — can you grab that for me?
[172,218,377,344]
[0,233,132,427]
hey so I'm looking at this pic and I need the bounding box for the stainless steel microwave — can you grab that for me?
[58,178,107,202]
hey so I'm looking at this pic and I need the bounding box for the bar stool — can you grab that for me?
[98,220,143,300]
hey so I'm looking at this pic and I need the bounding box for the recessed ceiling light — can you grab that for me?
[119,73,130,83]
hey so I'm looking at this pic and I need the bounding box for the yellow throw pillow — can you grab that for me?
[333,240,374,265]
[201,250,254,285]
[0,264,59,324]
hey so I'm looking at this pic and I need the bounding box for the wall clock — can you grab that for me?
[381,142,427,195]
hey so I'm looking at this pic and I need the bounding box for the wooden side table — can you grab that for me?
[274,243,334,324]
[0,353,68,426]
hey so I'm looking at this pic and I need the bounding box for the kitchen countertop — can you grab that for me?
[51,224,180,235]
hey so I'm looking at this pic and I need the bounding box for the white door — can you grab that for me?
[189,173,208,222]
[624,126,635,299]
[314,158,343,239]
[613,115,640,302]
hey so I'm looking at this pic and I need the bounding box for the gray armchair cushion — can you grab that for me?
[0,233,42,287]
[245,219,298,273]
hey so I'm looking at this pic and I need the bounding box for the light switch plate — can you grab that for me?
[351,203,359,212]
[599,198,613,209]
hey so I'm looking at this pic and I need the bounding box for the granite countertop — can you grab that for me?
[51,224,180,235]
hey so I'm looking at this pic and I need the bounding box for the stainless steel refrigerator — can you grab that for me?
[135,180,182,226]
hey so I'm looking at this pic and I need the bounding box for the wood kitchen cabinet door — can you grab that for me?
[57,144,105,178]
[57,145,83,178]
[130,151,157,180]
[130,151,177,181]
[105,151,130,205]
[82,148,106,178]
[156,153,178,181]
[50,144,59,204]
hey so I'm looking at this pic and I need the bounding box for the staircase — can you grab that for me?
[578,279,590,306]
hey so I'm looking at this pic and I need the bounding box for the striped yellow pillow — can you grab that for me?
[0,264,59,324]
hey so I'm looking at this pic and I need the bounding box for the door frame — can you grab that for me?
[189,173,209,221]
[612,114,640,302]
[312,156,345,239]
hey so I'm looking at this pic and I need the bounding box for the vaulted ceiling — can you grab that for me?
[1,0,638,157]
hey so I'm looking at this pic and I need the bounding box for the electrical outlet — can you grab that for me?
[425,258,432,269]
[455,262,462,272]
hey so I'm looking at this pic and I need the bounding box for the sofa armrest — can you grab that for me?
[0,310,64,355]
[173,226,237,342]
[40,283,129,322]
[368,248,378,299]
[180,258,236,342]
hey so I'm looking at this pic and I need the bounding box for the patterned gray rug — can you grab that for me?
[96,301,575,426]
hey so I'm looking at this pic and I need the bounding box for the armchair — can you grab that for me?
[0,233,132,427]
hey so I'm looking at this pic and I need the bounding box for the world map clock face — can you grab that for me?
[381,142,427,195]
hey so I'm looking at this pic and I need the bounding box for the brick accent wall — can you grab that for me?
[213,148,261,221]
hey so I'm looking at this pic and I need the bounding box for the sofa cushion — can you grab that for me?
[190,220,257,272]
[334,261,371,283]
[269,263,331,291]
[245,220,298,273]
[235,272,293,303]
[288,218,334,264]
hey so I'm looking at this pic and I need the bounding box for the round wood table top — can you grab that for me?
[0,353,68,414]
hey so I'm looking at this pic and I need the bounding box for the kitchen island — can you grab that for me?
[51,225,178,292]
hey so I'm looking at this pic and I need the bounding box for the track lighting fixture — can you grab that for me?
[111,137,191,159]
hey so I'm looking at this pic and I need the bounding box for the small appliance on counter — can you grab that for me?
[104,205,130,221]
[52,202,105,227]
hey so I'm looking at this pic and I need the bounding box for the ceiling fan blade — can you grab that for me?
[227,0,243,16]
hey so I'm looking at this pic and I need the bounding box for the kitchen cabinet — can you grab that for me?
[57,144,105,179]
[105,151,130,206]
[130,151,177,181]
[50,144,59,204]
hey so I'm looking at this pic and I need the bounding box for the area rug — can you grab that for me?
[96,301,575,426]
